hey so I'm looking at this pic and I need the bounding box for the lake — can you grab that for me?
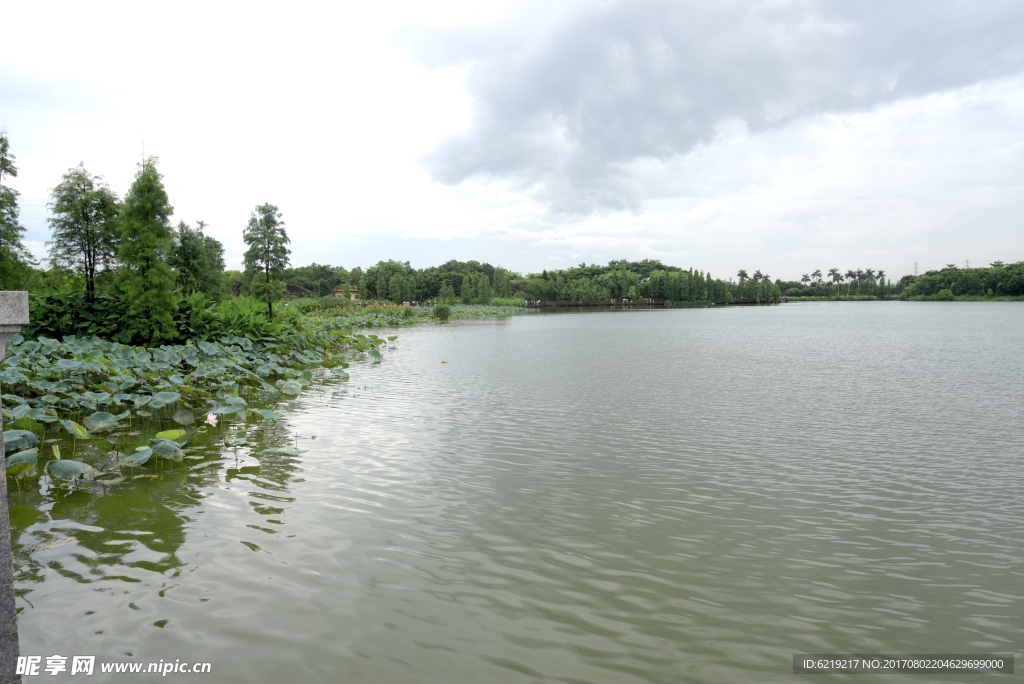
[11,302,1023,682]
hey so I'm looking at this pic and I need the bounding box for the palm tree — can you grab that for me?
[801,274,811,287]
[812,269,822,285]
[845,270,856,295]
[737,269,748,283]
[864,268,876,284]
[753,270,764,283]
[876,269,885,295]
[828,268,841,295]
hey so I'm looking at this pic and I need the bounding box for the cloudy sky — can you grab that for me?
[3,0,1023,280]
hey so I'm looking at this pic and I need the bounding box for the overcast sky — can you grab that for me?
[3,0,1023,280]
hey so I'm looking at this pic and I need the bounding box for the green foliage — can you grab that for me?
[283,263,348,297]
[488,298,526,307]
[243,204,291,321]
[169,220,226,298]
[899,262,1024,300]
[46,163,121,301]
[0,131,34,289]
[27,286,130,341]
[432,303,451,319]
[117,157,178,344]
[934,288,954,301]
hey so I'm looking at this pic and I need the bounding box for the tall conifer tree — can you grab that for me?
[242,204,290,320]
[118,157,178,344]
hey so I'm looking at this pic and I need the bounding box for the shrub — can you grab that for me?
[934,288,954,301]
[432,304,451,319]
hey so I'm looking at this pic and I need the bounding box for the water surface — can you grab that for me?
[13,302,1023,682]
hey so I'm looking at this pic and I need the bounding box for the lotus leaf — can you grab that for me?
[249,409,280,420]
[148,392,181,410]
[3,430,40,452]
[280,380,302,395]
[387,336,397,341]
[121,448,152,467]
[367,349,382,360]
[59,421,89,439]
[9,404,31,420]
[40,395,60,404]
[154,429,186,441]
[83,411,130,431]
[1,394,26,405]
[150,439,184,462]
[135,410,152,417]
[81,392,111,403]
[168,375,184,385]
[212,405,243,416]
[131,395,151,407]
[6,448,38,477]
[330,368,349,379]
[47,460,97,481]
[172,410,195,425]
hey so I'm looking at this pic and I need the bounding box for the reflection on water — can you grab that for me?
[11,302,1024,683]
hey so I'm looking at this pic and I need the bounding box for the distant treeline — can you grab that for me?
[775,263,1024,300]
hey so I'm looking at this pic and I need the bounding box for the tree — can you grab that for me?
[243,204,291,321]
[461,274,473,304]
[737,269,748,283]
[876,270,886,296]
[845,270,856,295]
[812,269,822,285]
[0,131,33,288]
[118,157,178,344]
[801,274,811,287]
[47,163,121,301]
[169,220,225,298]
[828,268,841,294]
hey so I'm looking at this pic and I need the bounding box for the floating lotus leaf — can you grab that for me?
[135,410,152,417]
[249,409,280,420]
[154,429,186,441]
[224,433,249,447]
[47,460,97,481]
[172,410,195,425]
[367,349,382,360]
[121,448,152,467]
[83,411,130,432]
[387,336,397,341]
[280,380,302,395]
[3,430,40,453]
[59,420,89,439]
[150,439,184,462]
[148,392,181,410]
[330,368,349,379]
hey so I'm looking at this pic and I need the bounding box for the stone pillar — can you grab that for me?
[0,292,28,684]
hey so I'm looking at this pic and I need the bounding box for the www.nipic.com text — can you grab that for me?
[17,656,212,676]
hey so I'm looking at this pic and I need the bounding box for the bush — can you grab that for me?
[934,288,954,301]
[432,304,451,320]
[512,291,528,300]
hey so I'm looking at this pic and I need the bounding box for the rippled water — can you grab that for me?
[12,302,1023,682]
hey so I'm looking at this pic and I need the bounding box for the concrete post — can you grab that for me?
[0,292,28,684]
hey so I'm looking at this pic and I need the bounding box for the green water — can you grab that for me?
[11,302,1023,682]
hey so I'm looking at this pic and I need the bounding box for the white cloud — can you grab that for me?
[2,0,1022,280]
